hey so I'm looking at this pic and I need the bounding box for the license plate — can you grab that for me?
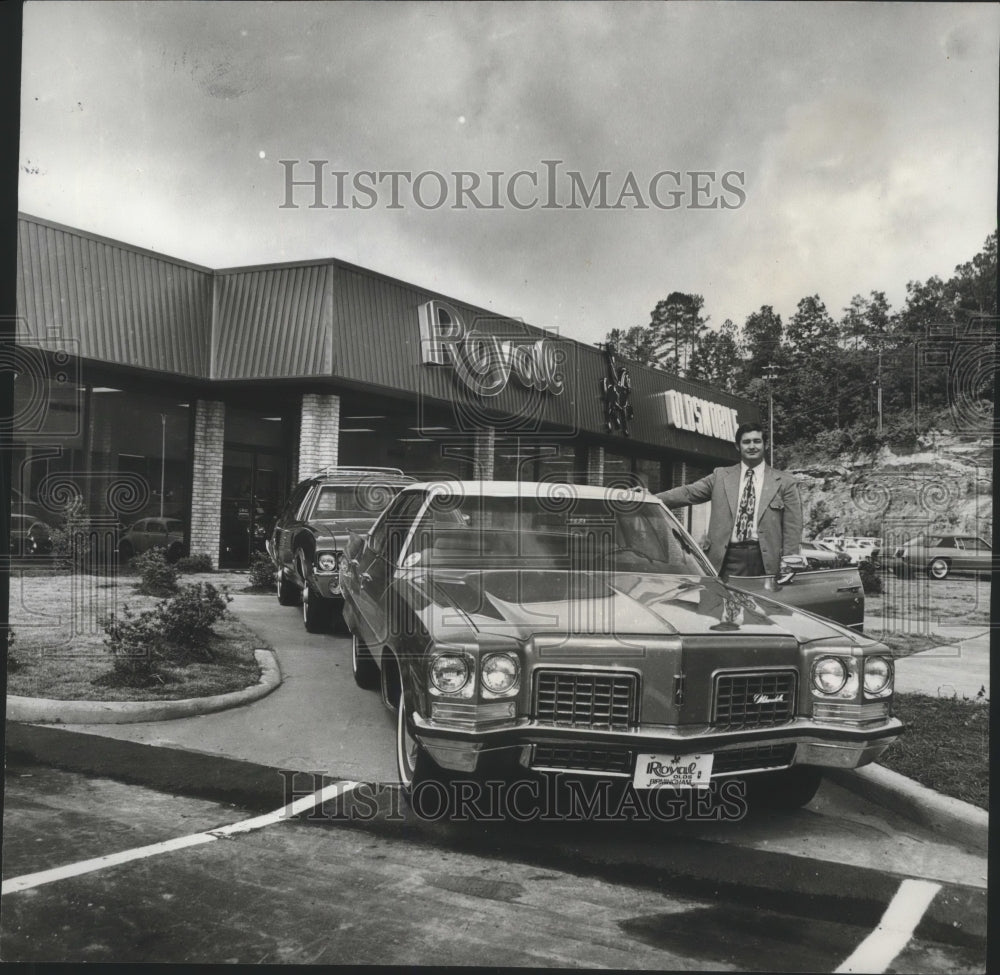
[633,752,714,790]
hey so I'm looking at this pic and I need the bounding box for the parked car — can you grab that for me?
[799,540,852,570]
[266,467,416,632]
[118,517,186,562]
[341,481,900,811]
[9,514,54,557]
[893,533,993,580]
[819,536,881,565]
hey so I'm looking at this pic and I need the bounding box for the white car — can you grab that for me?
[820,537,881,565]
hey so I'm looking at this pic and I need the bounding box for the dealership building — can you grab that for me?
[13,213,760,567]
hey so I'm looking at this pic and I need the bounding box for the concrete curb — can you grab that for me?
[5,649,281,725]
[827,765,988,854]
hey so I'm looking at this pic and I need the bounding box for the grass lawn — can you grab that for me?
[878,692,990,810]
[7,568,271,702]
[867,572,991,627]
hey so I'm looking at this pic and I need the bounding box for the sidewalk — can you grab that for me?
[867,618,992,700]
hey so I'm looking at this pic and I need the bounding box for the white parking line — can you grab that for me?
[834,878,942,974]
[1,780,359,896]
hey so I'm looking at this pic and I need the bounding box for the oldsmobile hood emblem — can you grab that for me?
[754,692,785,704]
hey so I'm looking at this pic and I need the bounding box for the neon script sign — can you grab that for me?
[418,300,564,397]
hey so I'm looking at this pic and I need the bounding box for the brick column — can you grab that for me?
[586,446,605,486]
[298,393,341,481]
[473,427,495,480]
[189,399,225,567]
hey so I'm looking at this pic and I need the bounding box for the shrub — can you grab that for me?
[48,496,92,563]
[177,553,214,574]
[99,582,233,684]
[858,558,883,595]
[248,551,276,589]
[132,549,179,596]
[158,583,231,659]
[99,603,165,685]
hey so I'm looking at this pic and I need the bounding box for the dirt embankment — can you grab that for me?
[790,433,993,547]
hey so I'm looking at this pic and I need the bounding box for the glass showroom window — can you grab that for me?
[88,389,191,525]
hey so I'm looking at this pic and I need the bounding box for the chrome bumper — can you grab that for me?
[412,712,903,775]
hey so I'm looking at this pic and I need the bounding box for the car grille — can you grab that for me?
[533,671,638,731]
[713,671,796,729]
[712,743,796,775]
[531,744,634,775]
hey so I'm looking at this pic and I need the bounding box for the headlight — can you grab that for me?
[481,653,519,695]
[863,656,893,696]
[812,656,848,695]
[430,654,470,694]
[317,552,339,571]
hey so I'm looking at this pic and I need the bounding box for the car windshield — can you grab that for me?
[407,493,712,575]
[312,484,402,520]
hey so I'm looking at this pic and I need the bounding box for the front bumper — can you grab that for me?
[412,712,903,777]
[311,571,343,600]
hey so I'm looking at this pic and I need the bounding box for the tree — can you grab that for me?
[649,292,708,375]
[741,305,784,381]
[948,230,997,320]
[688,318,743,389]
[603,325,659,366]
[839,291,892,350]
[786,295,837,363]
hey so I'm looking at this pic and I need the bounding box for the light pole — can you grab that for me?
[159,414,167,519]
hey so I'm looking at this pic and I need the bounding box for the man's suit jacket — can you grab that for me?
[657,464,803,576]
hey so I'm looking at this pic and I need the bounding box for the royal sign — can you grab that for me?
[418,300,564,397]
[655,389,738,442]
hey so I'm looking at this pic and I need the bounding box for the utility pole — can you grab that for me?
[762,363,781,466]
[876,345,883,435]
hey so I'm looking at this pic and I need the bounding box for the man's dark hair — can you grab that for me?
[734,422,765,446]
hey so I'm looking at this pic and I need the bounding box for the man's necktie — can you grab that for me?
[736,470,755,541]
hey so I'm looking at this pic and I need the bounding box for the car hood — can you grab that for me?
[401,568,868,646]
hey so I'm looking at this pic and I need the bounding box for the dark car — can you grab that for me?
[9,514,54,557]
[118,517,186,562]
[341,481,900,811]
[266,467,415,632]
[892,533,993,579]
[799,540,853,570]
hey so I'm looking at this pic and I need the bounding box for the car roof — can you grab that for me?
[399,480,655,500]
[306,467,415,482]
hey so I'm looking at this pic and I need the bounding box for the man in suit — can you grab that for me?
[657,422,802,577]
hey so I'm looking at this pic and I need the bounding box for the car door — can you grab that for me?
[956,536,991,572]
[731,565,865,629]
[349,490,426,648]
[274,483,315,568]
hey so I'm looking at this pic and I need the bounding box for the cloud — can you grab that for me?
[18,1,1000,347]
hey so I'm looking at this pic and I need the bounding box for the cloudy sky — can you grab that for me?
[18,1,999,347]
